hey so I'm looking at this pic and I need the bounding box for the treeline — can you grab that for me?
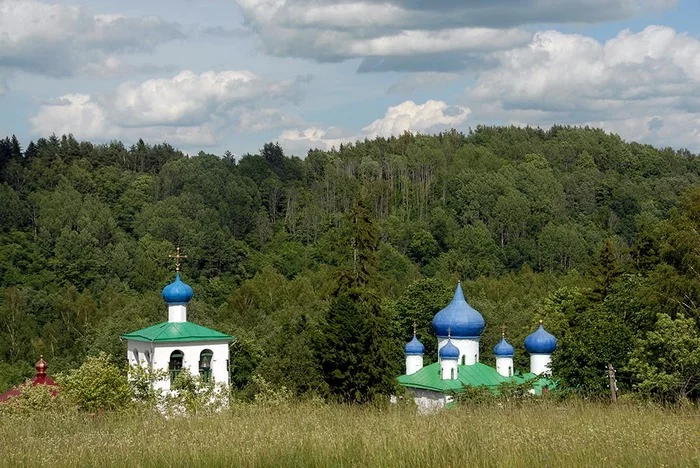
[0,127,699,401]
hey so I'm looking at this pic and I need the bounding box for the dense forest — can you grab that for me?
[1,126,700,402]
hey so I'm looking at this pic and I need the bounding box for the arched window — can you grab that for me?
[144,350,151,367]
[133,348,140,364]
[450,368,455,379]
[169,350,184,384]
[461,355,465,365]
[199,349,213,383]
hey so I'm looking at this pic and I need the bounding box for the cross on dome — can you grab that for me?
[169,246,188,272]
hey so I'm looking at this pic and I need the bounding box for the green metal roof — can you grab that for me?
[397,362,556,395]
[120,321,233,343]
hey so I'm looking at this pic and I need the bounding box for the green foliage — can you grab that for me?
[2,129,700,403]
[166,367,229,415]
[128,364,168,407]
[250,374,294,406]
[389,277,452,363]
[628,313,700,402]
[60,353,132,412]
[0,382,63,416]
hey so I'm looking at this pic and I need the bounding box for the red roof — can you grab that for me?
[0,357,58,402]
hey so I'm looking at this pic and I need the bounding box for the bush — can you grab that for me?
[0,383,66,416]
[60,353,132,412]
[164,368,228,415]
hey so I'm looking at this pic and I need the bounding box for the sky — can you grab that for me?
[1,0,699,157]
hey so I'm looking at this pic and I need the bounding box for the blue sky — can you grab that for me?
[1,0,699,157]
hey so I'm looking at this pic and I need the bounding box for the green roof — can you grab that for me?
[120,321,233,343]
[397,362,556,395]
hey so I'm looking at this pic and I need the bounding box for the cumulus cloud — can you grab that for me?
[30,70,310,147]
[465,25,700,150]
[0,0,183,78]
[280,100,470,153]
[236,0,672,71]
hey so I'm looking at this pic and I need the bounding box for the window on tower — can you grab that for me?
[199,349,213,382]
[133,348,139,364]
[169,350,184,384]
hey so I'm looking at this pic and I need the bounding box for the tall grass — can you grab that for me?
[1,401,698,467]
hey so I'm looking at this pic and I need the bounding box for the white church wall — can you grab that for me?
[496,356,514,377]
[440,359,459,380]
[405,355,423,375]
[128,339,230,392]
[437,337,479,365]
[167,304,187,322]
[530,353,552,375]
[411,389,449,413]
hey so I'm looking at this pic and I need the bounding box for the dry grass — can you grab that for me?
[1,400,699,467]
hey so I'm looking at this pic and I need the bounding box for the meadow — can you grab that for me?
[1,401,699,467]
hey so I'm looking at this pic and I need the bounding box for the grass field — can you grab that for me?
[1,401,699,467]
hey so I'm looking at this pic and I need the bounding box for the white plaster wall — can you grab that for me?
[168,305,187,322]
[411,389,448,413]
[437,337,479,365]
[440,359,459,380]
[496,356,514,377]
[128,339,230,392]
[405,355,423,375]
[530,353,552,375]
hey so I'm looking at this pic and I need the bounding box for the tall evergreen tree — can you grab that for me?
[316,199,399,402]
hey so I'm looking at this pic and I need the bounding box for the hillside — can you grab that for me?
[1,126,699,401]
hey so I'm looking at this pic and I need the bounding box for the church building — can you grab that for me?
[398,282,557,409]
[120,249,233,392]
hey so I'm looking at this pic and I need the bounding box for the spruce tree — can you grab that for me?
[316,199,399,402]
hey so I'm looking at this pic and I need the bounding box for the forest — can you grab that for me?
[1,126,700,402]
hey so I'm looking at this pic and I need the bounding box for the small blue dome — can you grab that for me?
[493,336,515,357]
[524,323,557,354]
[439,339,460,360]
[162,273,193,305]
[432,282,485,338]
[405,335,425,356]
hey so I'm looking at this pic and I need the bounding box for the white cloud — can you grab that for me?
[30,70,310,147]
[0,0,182,78]
[280,100,470,153]
[466,26,700,150]
[237,0,673,71]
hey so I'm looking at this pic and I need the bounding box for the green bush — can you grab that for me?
[60,353,132,412]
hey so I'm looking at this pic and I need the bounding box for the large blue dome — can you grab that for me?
[162,273,193,305]
[524,322,557,354]
[493,336,515,357]
[439,339,460,360]
[432,282,485,338]
[405,335,425,356]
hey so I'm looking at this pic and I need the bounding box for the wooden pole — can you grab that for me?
[607,363,617,403]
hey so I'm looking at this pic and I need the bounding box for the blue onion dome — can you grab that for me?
[439,339,460,361]
[432,282,485,338]
[524,321,558,354]
[493,336,515,357]
[405,335,425,356]
[162,272,194,305]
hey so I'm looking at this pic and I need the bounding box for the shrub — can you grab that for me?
[60,353,132,412]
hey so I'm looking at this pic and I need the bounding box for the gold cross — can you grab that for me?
[501,325,506,337]
[413,321,417,336]
[169,246,187,272]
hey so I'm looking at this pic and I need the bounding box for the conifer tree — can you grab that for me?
[316,199,399,402]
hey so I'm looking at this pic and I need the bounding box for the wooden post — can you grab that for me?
[607,363,617,403]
